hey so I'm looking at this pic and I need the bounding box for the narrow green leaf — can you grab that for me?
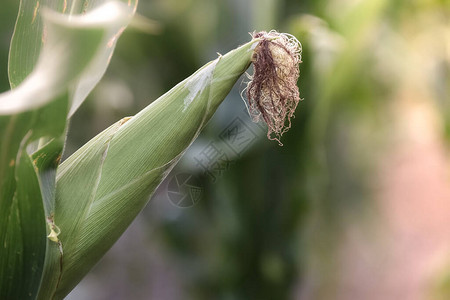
[0,147,46,300]
[9,0,137,113]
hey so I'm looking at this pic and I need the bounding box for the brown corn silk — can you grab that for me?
[245,31,302,145]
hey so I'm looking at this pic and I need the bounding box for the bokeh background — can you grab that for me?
[1,0,449,299]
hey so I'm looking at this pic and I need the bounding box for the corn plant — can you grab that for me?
[0,1,301,299]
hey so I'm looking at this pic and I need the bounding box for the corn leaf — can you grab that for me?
[9,0,137,117]
[0,2,136,299]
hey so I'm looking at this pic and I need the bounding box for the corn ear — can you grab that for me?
[42,39,259,299]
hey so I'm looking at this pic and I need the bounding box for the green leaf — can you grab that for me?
[8,1,63,88]
[0,145,46,300]
[0,1,136,299]
[50,39,259,299]
[8,0,137,116]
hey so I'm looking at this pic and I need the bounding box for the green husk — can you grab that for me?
[45,39,259,299]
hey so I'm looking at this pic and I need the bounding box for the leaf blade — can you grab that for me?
[1,2,136,299]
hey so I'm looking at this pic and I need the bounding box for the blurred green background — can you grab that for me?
[1,0,449,299]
